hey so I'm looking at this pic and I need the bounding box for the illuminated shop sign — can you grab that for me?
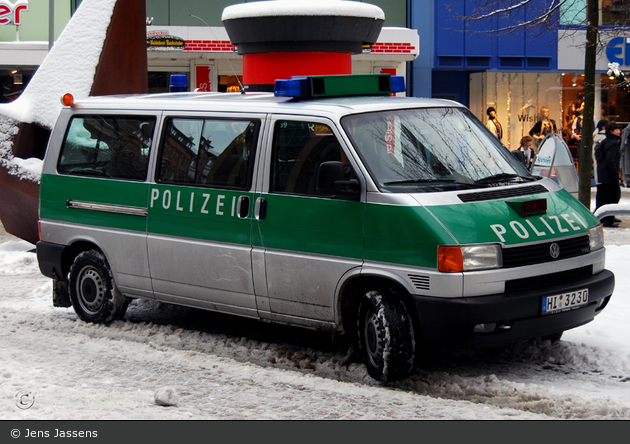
[607,37,630,67]
[0,0,28,25]
[147,31,185,51]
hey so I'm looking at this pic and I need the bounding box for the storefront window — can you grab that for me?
[218,75,242,92]
[600,74,630,123]
[559,73,630,161]
[561,0,630,26]
[560,0,586,25]
[1,69,35,103]
[602,0,630,26]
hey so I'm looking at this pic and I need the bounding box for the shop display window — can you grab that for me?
[1,69,35,103]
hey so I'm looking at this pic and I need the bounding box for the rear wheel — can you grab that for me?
[68,250,128,323]
[358,289,415,383]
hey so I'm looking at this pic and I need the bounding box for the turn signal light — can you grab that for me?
[61,93,74,106]
[438,246,463,272]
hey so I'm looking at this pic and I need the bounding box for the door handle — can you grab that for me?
[237,195,250,219]
[255,197,267,221]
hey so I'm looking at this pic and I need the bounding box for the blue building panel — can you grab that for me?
[464,0,494,58]
[432,0,558,71]
[435,0,465,64]
[497,6,526,58]
[524,2,558,68]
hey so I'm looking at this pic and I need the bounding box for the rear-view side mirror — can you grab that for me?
[316,161,359,197]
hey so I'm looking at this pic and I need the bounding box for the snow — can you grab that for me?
[0,114,38,182]
[1,190,630,420]
[222,0,385,21]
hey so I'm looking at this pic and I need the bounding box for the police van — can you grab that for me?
[36,74,614,382]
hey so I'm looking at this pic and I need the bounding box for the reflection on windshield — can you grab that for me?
[341,107,533,192]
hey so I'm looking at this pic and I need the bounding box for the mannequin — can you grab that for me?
[485,107,503,142]
[529,106,557,147]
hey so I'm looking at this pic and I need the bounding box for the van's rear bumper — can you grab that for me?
[410,269,615,348]
[36,241,66,280]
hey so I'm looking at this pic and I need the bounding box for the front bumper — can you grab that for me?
[410,269,615,348]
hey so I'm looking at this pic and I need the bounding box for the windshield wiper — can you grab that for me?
[474,173,520,184]
[384,178,457,185]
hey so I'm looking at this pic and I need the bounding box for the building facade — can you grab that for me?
[411,0,630,151]
[0,0,418,100]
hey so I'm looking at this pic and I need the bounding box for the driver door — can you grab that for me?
[252,117,365,325]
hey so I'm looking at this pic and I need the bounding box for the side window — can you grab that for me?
[58,116,156,180]
[158,117,259,189]
[270,121,354,197]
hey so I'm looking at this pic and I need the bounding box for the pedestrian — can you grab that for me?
[515,135,535,170]
[592,119,609,185]
[594,121,623,227]
[529,106,557,148]
[486,107,503,142]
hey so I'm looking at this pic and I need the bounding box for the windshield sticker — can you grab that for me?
[385,116,404,166]
[490,212,588,242]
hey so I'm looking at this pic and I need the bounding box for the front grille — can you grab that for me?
[505,265,593,293]
[502,235,590,268]
[458,184,547,203]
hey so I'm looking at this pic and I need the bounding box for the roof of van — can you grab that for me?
[66,92,466,118]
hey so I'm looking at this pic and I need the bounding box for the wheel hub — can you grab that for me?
[363,311,383,368]
[77,267,105,313]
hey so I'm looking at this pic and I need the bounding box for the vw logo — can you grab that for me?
[549,243,560,259]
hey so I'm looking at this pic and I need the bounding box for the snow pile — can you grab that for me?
[0,114,43,182]
[154,387,179,407]
[222,0,385,21]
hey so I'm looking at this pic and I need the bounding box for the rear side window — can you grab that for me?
[157,117,259,189]
[58,115,156,181]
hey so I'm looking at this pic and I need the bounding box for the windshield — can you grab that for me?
[341,107,535,192]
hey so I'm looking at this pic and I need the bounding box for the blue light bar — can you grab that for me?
[391,76,406,93]
[274,77,309,98]
[274,74,406,99]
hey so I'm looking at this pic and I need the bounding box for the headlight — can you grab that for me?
[438,244,502,272]
[589,224,604,251]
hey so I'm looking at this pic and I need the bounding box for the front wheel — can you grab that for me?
[358,290,415,383]
[68,250,128,323]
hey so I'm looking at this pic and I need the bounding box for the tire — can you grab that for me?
[68,250,128,323]
[358,289,415,383]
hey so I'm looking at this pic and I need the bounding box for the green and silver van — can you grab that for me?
[36,75,615,382]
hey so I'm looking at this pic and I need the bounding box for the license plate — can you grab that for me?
[542,289,588,315]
